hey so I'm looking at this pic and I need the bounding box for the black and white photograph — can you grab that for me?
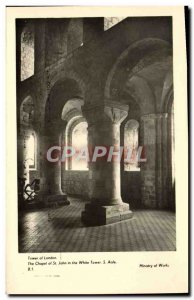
[5,5,188,295]
[16,15,176,253]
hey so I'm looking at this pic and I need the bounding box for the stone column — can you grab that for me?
[156,113,169,209]
[167,110,175,210]
[140,113,169,209]
[37,124,69,206]
[81,101,133,225]
[140,114,157,208]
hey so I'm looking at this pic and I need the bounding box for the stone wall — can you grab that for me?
[45,19,69,66]
[62,170,89,199]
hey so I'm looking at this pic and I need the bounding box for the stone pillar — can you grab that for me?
[140,113,169,209]
[156,113,169,209]
[140,114,157,208]
[81,101,133,225]
[167,110,175,210]
[37,126,69,206]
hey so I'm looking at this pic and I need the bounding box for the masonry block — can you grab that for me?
[81,203,133,226]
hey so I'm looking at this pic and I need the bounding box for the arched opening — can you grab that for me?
[21,22,34,81]
[105,38,173,210]
[60,98,89,198]
[61,98,85,171]
[18,95,40,204]
[20,95,34,127]
[71,121,88,171]
[124,119,140,172]
[18,96,35,185]
[121,117,141,209]
[45,78,83,125]
[22,131,38,201]
[41,78,86,201]
[104,39,172,124]
[26,132,36,170]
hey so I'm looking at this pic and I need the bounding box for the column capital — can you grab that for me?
[82,100,129,126]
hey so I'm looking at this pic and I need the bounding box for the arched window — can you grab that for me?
[20,96,34,127]
[104,17,126,31]
[21,23,34,81]
[71,121,88,171]
[25,132,36,170]
[124,119,140,171]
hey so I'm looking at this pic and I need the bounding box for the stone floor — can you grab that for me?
[18,198,176,253]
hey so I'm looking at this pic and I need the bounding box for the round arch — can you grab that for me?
[105,38,171,98]
[45,77,84,132]
[20,95,34,128]
[104,38,172,114]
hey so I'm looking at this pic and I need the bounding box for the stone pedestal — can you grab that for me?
[81,101,133,226]
[82,202,133,226]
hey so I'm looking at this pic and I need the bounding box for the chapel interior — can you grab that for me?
[17,17,175,252]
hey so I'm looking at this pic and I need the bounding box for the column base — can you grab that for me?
[81,202,133,226]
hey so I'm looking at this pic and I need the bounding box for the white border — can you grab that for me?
[3,2,191,298]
